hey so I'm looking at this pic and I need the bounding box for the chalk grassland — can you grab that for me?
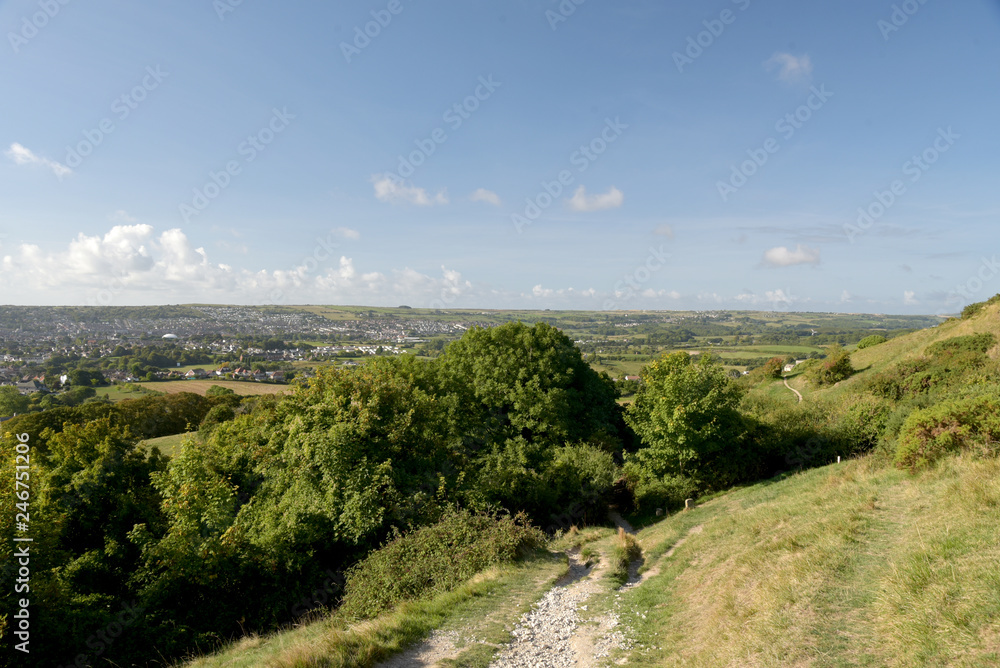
[623,455,1000,667]
[137,379,288,397]
[178,455,1000,667]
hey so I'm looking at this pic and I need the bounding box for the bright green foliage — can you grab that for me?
[624,353,749,490]
[809,345,854,386]
[338,509,544,620]
[205,384,236,397]
[240,357,461,556]
[0,419,167,665]
[894,394,1000,471]
[437,321,620,451]
[435,322,623,516]
[857,335,887,349]
[0,385,29,416]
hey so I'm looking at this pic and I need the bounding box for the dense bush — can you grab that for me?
[925,333,996,357]
[894,394,1000,471]
[762,356,785,379]
[338,509,545,620]
[809,345,854,386]
[628,474,698,512]
[857,335,887,349]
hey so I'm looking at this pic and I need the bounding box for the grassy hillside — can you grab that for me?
[179,454,1000,667]
[624,455,1000,666]
[820,301,1000,399]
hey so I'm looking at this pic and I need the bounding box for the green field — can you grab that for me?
[96,383,163,403]
[137,379,289,397]
[141,432,197,457]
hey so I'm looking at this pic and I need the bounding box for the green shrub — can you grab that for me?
[857,335,887,349]
[610,527,642,585]
[199,403,236,434]
[338,509,545,620]
[627,473,698,512]
[762,357,785,379]
[832,394,893,455]
[809,345,854,386]
[926,333,996,358]
[894,394,1000,471]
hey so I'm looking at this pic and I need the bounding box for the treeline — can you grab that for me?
[0,323,891,666]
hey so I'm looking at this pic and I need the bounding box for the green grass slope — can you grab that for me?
[624,455,1000,666]
[178,454,1000,667]
[821,302,1000,399]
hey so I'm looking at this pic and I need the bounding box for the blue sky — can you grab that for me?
[1,0,998,314]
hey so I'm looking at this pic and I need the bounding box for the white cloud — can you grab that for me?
[371,174,448,206]
[470,188,501,207]
[334,227,361,240]
[109,210,137,223]
[567,185,624,212]
[5,142,72,179]
[840,290,852,303]
[765,53,813,84]
[765,289,794,307]
[904,290,919,305]
[532,284,553,298]
[641,289,681,300]
[0,225,480,306]
[762,244,820,267]
[734,289,799,308]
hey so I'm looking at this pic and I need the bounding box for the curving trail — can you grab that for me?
[784,378,803,403]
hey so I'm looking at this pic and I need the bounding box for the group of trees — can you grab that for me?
[0,321,883,666]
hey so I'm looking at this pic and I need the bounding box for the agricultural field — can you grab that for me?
[137,379,289,397]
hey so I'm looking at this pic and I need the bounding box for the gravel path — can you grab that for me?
[488,552,611,668]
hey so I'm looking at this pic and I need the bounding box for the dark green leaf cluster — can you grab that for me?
[338,509,544,620]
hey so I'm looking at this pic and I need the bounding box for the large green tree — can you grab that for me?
[0,386,29,416]
[624,352,750,491]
